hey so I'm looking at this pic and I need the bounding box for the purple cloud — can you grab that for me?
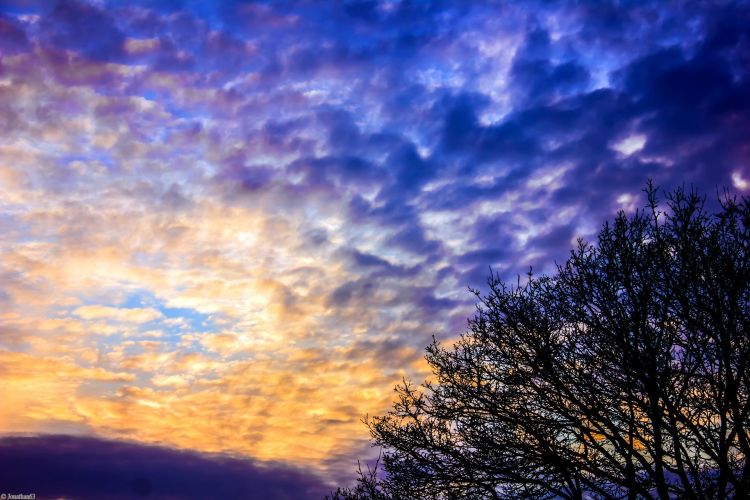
[0,435,329,499]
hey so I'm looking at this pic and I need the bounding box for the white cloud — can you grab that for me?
[73,305,163,324]
[612,134,646,156]
[732,171,749,190]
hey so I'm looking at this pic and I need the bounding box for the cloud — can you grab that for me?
[40,1,127,61]
[0,14,30,55]
[73,306,163,324]
[509,28,590,106]
[1,0,749,488]
[0,434,329,499]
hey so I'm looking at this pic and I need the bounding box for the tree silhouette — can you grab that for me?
[331,184,750,499]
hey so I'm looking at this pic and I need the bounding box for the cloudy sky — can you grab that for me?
[1,0,749,496]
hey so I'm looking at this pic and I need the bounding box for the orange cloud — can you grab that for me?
[74,305,163,323]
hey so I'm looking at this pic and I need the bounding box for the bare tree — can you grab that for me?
[332,183,750,499]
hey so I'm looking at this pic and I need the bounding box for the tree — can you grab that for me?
[331,184,750,499]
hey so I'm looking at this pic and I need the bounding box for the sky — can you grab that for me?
[0,0,749,497]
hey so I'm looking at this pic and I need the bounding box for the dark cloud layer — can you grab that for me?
[0,435,329,499]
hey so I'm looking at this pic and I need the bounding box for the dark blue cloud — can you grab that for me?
[351,250,395,269]
[340,249,422,282]
[0,14,29,55]
[401,285,460,315]
[0,434,329,499]
[262,117,313,154]
[289,155,380,191]
[41,1,126,61]
[510,28,590,106]
[454,248,508,269]
[328,279,375,308]
[316,109,362,152]
[385,225,442,257]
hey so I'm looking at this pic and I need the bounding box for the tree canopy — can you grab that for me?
[331,184,750,499]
